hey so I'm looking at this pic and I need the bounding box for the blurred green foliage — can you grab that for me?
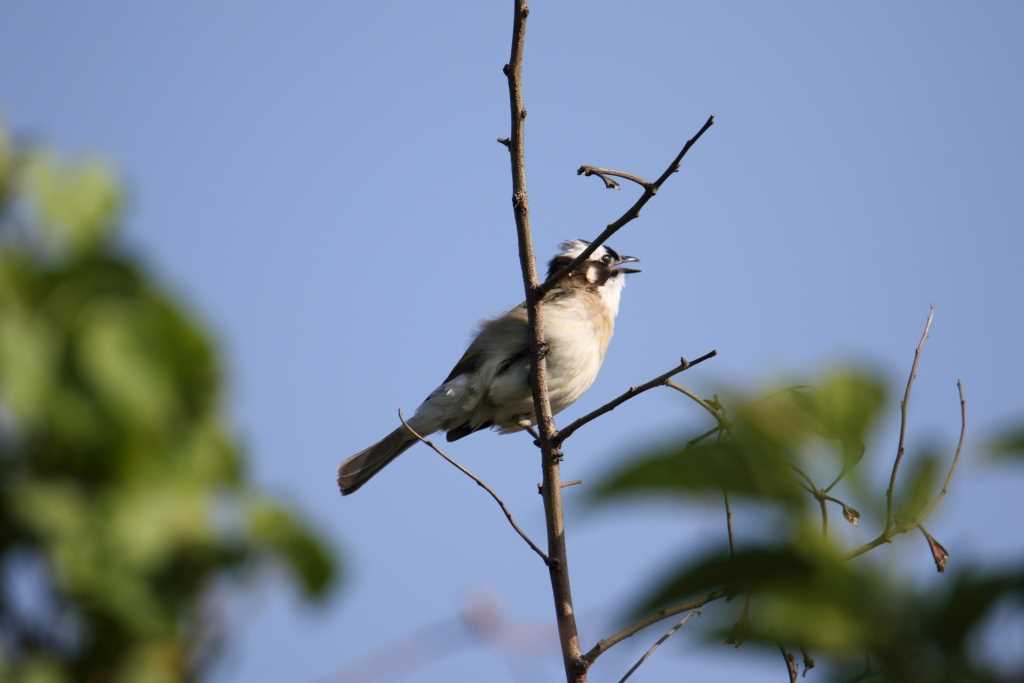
[595,370,887,512]
[0,125,338,682]
[593,369,1024,682]
[990,425,1024,462]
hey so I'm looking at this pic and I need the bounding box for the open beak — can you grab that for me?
[614,255,641,274]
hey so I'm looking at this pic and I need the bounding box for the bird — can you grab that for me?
[337,239,640,495]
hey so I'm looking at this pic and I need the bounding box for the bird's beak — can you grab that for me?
[614,255,641,274]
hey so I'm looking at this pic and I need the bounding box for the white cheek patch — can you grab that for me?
[585,264,600,283]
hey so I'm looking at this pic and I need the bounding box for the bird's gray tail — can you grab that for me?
[337,427,418,495]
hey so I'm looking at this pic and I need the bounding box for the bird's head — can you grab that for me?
[546,239,641,281]
[545,239,640,316]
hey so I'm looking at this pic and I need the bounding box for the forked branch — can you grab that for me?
[617,610,702,682]
[581,591,725,668]
[846,311,967,563]
[535,115,714,301]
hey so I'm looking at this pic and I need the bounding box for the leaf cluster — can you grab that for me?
[592,369,1023,681]
[0,126,338,683]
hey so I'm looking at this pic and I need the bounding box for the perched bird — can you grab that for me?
[337,239,640,495]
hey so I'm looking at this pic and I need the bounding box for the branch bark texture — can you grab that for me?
[501,3,584,680]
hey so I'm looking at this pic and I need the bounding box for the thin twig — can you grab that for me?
[553,351,717,445]
[885,307,934,531]
[617,610,701,683]
[398,411,550,565]
[687,425,723,448]
[535,115,714,300]
[844,533,898,561]
[779,644,799,683]
[847,309,955,562]
[723,489,736,557]
[665,380,727,427]
[819,497,829,537]
[921,380,967,521]
[792,465,829,536]
[800,647,816,677]
[581,592,725,668]
[789,464,817,493]
[822,465,848,494]
[501,3,584,680]
[537,480,584,495]
[791,462,862,532]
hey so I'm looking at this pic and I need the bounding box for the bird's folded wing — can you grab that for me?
[443,304,529,382]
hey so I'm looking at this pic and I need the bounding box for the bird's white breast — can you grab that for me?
[543,293,613,414]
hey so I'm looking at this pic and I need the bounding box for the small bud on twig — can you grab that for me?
[918,525,949,572]
[841,504,861,526]
[800,648,815,677]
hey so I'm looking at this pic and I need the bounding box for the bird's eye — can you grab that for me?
[601,254,613,264]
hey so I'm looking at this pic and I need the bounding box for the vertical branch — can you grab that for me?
[818,496,829,537]
[722,489,735,557]
[501,2,584,680]
[617,610,701,682]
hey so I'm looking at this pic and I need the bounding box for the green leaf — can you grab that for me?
[591,432,804,506]
[173,418,243,485]
[927,570,1024,651]
[589,373,888,507]
[806,369,886,467]
[108,477,213,571]
[0,130,341,681]
[11,658,67,683]
[247,498,337,599]
[632,546,820,614]
[21,153,120,253]
[0,309,58,423]
[114,641,187,683]
[744,590,873,654]
[989,422,1024,460]
[76,301,179,432]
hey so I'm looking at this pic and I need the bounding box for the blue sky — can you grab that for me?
[3,1,1022,681]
